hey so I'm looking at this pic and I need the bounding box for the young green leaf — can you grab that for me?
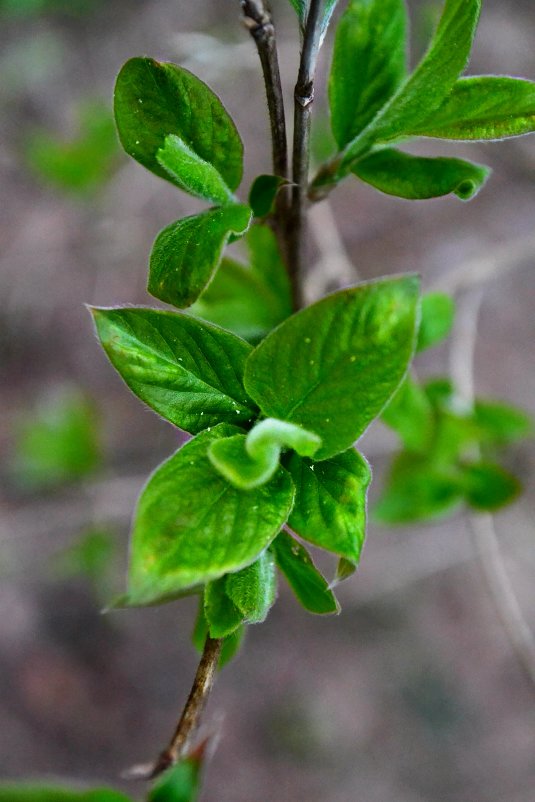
[381,374,434,453]
[473,399,532,445]
[286,448,371,563]
[156,134,234,205]
[374,452,463,524]
[244,276,421,460]
[461,462,521,511]
[225,550,277,623]
[319,0,341,45]
[248,174,288,218]
[189,224,292,341]
[126,424,295,605]
[270,530,339,615]
[149,759,202,802]
[192,599,245,669]
[329,0,408,148]
[91,307,257,434]
[204,577,244,638]
[353,148,490,200]
[209,418,321,490]
[149,204,252,309]
[340,0,481,169]
[0,788,131,802]
[287,0,307,24]
[417,292,456,351]
[408,76,535,140]
[114,57,243,191]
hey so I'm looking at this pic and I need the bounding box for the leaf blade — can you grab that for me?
[271,530,339,615]
[156,134,233,205]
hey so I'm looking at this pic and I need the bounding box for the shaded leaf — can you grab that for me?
[156,134,233,205]
[409,76,535,140]
[148,204,252,309]
[192,599,245,669]
[287,448,370,562]
[91,307,256,434]
[248,174,288,218]
[204,577,243,638]
[149,758,201,802]
[329,0,408,147]
[244,276,420,460]
[114,57,243,191]
[417,292,456,351]
[126,424,295,605]
[226,550,277,623]
[462,462,521,510]
[190,225,292,341]
[353,148,490,200]
[381,374,434,452]
[271,530,339,615]
[0,787,131,802]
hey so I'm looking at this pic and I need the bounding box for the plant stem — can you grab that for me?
[287,0,324,309]
[149,636,223,779]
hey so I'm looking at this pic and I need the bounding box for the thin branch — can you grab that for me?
[286,0,324,309]
[450,291,535,690]
[146,636,223,779]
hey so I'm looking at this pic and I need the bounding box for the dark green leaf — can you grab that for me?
[192,599,245,669]
[149,759,201,802]
[126,424,295,605]
[190,225,292,341]
[148,204,252,309]
[156,134,233,205]
[473,399,532,445]
[381,374,434,452]
[287,448,370,562]
[334,557,357,584]
[417,292,456,350]
[271,530,339,615]
[408,76,535,140]
[114,57,243,191]
[244,276,420,460]
[204,577,244,638]
[353,148,490,200]
[248,174,288,218]
[329,0,408,148]
[91,307,256,434]
[341,0,481,168]
[461,462,521,510]
[209,418,321,489]
[226,550,277,623]
[374,452,463,523]
[0,787,131,802]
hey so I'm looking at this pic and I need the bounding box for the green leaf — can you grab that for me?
[226,550,277,623]
[334,557,357,584]
[149,759,201,802]
[408,76,535,140]
[0,787,131,802]
[114,57,243,191]
[156,134,233,205]
[270,530,339,615]
[244,276,421,460]
[320,0,341,45]
[341,0,481,168]
[473,399,532,445]
[417,292,456,351]
[329,0,408,148]
[190,224,292,341]
[461,462,521,511]
[148,204,252,309]
[126,424,295,605]
[353,148,490,200]
[209,418,321,490]
[381,374,434,452]
[287,0,307,24]
[192,599,245,669]
[374,452,463,523]
[204,577,244,638]
[91,307,257,434]
[248,174,288,218]
[287,448,371,562]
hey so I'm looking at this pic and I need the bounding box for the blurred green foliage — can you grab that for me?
[0,0,102,18]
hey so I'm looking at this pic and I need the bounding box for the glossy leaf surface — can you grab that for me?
[190,225,292,341]
[114,57,243,190]
[271,530,339,615]
[156,134,233,205]
[409,76,535,140]
[329,0,407,147]
[149,204,252,308]
[127,425,294,605]
[287,448,371,562]
[91,307,256,434]
[417,292,456,351]
[244,276,420,460]
[353,148,489,200]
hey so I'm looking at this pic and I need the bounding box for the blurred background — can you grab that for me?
[1,1,534,800]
